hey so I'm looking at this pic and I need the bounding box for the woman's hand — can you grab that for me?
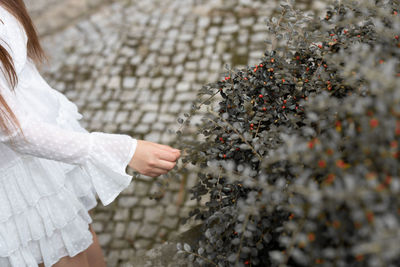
[128,140,181,177]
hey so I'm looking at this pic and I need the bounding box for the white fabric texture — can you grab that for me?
[0,6,138,267]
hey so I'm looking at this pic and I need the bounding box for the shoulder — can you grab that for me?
[0,6,18,29]
[0,5,28,74]
[0,5,27,40]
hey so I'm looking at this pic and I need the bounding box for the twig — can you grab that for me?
[254,120,262,138]
[180,250,219,266]
[176,173,187,206]
[177,89,220,132]
[235,211,251,266]
[279,218,306,267]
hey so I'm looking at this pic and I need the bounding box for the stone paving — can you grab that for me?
[25,0,287,265]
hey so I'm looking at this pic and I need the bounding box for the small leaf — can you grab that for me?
[184,243,192,252]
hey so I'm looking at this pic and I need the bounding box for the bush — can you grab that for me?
[174,0,400,266]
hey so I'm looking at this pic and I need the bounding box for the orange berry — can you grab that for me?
[308,233,315,242]
[333,220,341,228]
[325,174,335,184]
[369,118,379,128]
[377,183,386,191]
[335,121,342,132]
[308,141,315,149]
[366,211,374,223]
[396,121,400,135]
[336,159,346,168]
[318,160,327,168]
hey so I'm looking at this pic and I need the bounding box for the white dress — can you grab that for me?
[0,6,138,267]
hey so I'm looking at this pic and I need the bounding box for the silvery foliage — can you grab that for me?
[174,0,400,266]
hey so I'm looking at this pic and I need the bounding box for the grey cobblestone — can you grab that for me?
[144,206,164,223]
[118,196,139,208]
[113,209,130,221]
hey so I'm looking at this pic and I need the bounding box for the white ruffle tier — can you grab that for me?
[0,94,135,266]
[0,156,95,267]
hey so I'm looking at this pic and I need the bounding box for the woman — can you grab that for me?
[0,1,180,266]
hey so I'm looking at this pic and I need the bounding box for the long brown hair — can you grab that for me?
[0,0,46,139]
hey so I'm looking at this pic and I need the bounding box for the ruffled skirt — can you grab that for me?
[0,95,103,267]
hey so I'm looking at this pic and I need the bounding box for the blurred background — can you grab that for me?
[24,0,321,266]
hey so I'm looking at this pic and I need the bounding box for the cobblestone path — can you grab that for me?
[26,0,276,265]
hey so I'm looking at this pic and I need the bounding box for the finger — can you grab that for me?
[174,150,181,159]
[147,172,161,178]
[156,149,178,162]
[147,168,169,177]
[155,159,176,171]
[156,143,180,153]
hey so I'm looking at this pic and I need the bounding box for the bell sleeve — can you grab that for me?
[0,9,138,206]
